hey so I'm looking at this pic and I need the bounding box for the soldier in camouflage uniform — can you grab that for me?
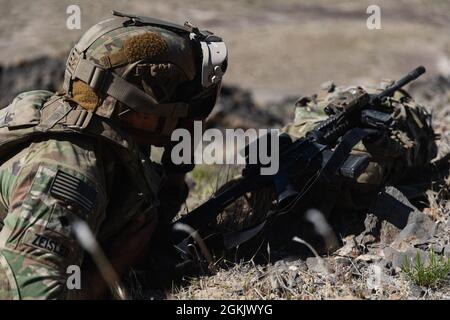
[0,12,228,299]
[245,80,438,254]
[279,81,438,211]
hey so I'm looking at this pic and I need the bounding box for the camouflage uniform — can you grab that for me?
[0,12,227,299]
[0,91,163,299]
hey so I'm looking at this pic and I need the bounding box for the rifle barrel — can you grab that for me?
[374,65,426,102]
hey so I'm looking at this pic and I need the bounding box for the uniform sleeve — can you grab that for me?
[0,158,105,299]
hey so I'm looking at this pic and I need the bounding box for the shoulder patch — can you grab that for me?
[50,170,97,214]
[30,233,71,258]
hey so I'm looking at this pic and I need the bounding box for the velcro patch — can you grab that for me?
[50,170,97,214]
[30,233,70,258]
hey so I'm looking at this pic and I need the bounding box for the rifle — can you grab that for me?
[154,66,426,271]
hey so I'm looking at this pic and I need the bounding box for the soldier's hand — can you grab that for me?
[158,172,189,223]
[108,214,159,276]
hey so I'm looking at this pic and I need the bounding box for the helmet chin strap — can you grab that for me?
[119,60,182,136]
[70,57,190,117]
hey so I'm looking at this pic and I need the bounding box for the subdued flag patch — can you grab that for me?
[49,170,97,214]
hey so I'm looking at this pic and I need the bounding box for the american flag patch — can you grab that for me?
[49,170,97,214]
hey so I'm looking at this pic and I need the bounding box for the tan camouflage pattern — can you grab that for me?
[0,91,163,299]
[70,23,196,120]
[86,25,195,79]
[86,26,143,66]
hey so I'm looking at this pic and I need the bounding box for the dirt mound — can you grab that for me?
[0,56,65,108]
[410,75,450,112]
[209,85,284,129]
[0,56,284,130]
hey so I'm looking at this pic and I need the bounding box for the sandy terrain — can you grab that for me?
[1,0,449,102]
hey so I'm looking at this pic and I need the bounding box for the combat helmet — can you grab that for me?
[63,10,228,135]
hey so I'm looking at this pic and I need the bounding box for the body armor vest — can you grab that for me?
[0,91,162,236]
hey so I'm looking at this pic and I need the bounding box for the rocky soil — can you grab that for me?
[171,76,450,300]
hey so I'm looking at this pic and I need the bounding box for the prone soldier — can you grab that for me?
[0,11,228,299]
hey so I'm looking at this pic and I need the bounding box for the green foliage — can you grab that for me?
[401,249,450,288]
[189,164,241,200]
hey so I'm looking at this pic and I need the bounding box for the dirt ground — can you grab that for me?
[1,0,449,103]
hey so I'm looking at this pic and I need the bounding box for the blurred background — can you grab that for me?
[0,0,449,115]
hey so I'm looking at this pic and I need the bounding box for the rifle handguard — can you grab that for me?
[309,116,353,145]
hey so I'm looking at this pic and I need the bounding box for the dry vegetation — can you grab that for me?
[167,86,450,301]
[170,169,450,300]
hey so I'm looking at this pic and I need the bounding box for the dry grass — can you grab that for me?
[170,256,420,300]
[168,100,450,301]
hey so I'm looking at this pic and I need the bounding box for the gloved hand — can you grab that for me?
[157,171,190,224]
